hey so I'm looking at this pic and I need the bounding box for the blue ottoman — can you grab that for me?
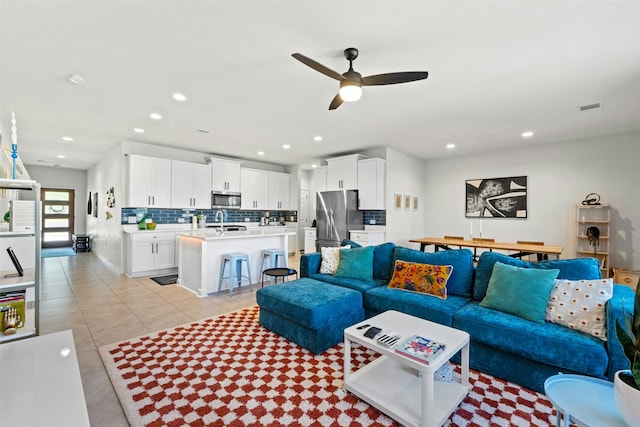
[256,278,364,354]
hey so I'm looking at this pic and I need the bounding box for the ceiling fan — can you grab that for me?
[292,47,428,110]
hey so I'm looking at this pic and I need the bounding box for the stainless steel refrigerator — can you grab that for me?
[316,190,363,250]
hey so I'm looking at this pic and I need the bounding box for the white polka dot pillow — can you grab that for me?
[545,278,613,340]
[319,245,350,274]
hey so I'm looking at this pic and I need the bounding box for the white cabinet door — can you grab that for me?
[240,168,268,209]
[171,161,211,208]
[304,228,317,253]
[268,172,290,210]
[128,155,172,207]
[131,238,155,272]
[326,155,361,190]
[170,160,194,208]
[191,163,212,208]
[357,158,385,210]
[211,159,241,193]
[154,239,176,269]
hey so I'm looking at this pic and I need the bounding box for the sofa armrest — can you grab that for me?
[300,253,322,277]
[606,284,635,380]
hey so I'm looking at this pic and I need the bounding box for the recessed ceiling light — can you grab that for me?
[311,164,318,168]
[313,136,323,142]
[61,136,73,142]
[57,154,65,159]
[172,93,187,102]
[149,112,162,120]
[521,131,534,138]
[133,128,145,133]
[257,151,265,156]
[68,74,85,85]
[446,143,455,149]
[282,144,291,149]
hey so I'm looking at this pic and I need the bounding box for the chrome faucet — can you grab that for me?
[215,210,224,233]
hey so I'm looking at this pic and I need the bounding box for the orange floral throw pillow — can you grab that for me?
[387,260,453,299]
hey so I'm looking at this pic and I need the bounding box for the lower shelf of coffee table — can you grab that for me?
[344,356,468,427]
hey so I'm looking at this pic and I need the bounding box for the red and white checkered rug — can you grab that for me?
[99,306,560,426]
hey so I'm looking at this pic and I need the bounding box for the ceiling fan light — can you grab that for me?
[339,82,362,102]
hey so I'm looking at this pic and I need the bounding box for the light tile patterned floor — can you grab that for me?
[39,251,301,427]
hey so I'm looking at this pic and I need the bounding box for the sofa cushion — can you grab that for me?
[372,242,397,281]
[479,262,559,323]
[319,245,350,274]
[454,301,609,377]
[546,278,613,340]
[307,273,385,293]
[364,286,471,326]
[335,246,374,280]
[387,260,452,299]
[473,252,602,301]
[392,247,474,297]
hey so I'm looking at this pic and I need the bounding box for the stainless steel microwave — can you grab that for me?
[212,191,241,209]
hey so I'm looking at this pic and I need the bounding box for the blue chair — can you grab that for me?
[218,252,253,296]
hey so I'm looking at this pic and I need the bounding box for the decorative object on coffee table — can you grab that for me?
[614,277,640,426]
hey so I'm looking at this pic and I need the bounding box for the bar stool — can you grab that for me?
[218,252,253,296]
[260,248,287,286]
[259,248,287,272]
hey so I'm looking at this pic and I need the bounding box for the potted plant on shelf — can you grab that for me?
[614,280,640,425]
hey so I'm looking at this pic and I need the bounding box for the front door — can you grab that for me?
[41,188,75,248]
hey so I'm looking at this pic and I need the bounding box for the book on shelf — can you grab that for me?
[394,334,446,365]
[1,290,26,333]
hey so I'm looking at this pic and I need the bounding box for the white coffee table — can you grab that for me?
[343,310,470,427]
[544,374,626,427]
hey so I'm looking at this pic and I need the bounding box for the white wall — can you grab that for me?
[25,165,87,235]
[384,147,425,246]
[422,132,640,269]
[87,142,124,268]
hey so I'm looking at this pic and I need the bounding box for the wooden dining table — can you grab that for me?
[409,236,564,260]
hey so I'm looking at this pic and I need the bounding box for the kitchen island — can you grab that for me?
[178,228,295,297]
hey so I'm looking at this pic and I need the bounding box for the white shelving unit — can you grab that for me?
[576,204,610,278]
[0,178,41,343]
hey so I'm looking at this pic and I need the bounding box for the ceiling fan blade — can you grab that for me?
[329,94,343,110]
[292,53,346,81]
[362,71,428,86]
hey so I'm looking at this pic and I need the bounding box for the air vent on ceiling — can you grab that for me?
[195,129,210,134]
[578,102,601,111]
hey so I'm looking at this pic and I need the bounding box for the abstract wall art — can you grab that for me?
[466,176,527,218]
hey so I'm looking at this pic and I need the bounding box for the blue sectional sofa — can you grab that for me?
[286,241,635,393]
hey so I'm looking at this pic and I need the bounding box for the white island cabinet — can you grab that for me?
[178,228,295,297]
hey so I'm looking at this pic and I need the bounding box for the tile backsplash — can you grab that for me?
[122,207,386,225]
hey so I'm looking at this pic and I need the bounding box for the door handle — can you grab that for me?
[152,196,155,205]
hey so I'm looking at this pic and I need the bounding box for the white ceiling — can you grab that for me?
[1,1,640,170]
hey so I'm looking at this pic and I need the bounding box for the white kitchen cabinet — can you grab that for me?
[268,172,290,210]
[125,231,176,277]
[210,158,241,193]
[241,168,269,209]
[326,154,364,191]
[128,154,172,208]
[349,228,386,247]
[304,227,317,253]
[357,158,385,210]
[311,166,327,216]
[170,160,211,208]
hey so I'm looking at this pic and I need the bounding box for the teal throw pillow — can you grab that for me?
[479,261,559,324]
[334,246,374,281]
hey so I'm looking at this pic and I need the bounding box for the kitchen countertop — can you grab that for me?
[178,228,296,241]
[123,222,297,234]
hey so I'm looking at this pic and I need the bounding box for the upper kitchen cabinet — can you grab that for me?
[170,160,211,209]
[326,154,364,191]
[268,172,290,210]
[210,158,241,193]
[241,168,268,209]
[357,158,385,210]
[127,154,172,208]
